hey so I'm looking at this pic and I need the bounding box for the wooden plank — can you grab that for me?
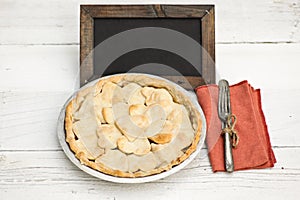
[216,43,300,89]
[82,5,156,18]
[0,148,299,199]
[261,89,300,147]
[80,6,94,86]
[0,88,299,150]
[0,91,70,151]
[160,5,212,18]
[0,45,79,91]
[0,0,78,45]
[0,0,300,44]
[201,6,215,84]
[1,43,299,91]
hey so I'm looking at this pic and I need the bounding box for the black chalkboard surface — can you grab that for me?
[93,18,202,77]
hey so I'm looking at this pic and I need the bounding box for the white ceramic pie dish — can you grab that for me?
[57,73,206,183]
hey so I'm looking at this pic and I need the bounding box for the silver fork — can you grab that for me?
[218,80,234,172]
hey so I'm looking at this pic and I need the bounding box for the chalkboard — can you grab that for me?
[80,5,215,88]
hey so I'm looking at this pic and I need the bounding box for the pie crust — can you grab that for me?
[65,74,202,178]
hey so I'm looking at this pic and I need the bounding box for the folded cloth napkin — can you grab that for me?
[195,80,276,172]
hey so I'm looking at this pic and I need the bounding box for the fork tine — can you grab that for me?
[218,84,222,117]
[224,86,228,114]
[218,84,224,118]
[223,80,231,116]
[227,86,231,115]
[222,85,225,114]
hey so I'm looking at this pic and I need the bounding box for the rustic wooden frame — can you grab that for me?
[80,5,215,88]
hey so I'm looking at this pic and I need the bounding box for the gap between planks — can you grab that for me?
[0,41,299,46]
[0,148,299,186]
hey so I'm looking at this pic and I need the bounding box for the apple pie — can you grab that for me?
[65,74,202,177]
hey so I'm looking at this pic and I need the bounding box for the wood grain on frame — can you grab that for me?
[80,5,215,88]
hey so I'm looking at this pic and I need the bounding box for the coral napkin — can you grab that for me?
[195,81,276,172]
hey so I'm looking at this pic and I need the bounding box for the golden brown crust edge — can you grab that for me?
[64,74,202,178]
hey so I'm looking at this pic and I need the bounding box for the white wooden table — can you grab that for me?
[1,1,300,199]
